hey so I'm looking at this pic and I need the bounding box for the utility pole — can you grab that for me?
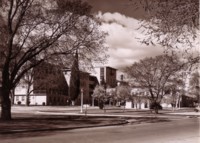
[80,88,83,113]
[92,96,94,107]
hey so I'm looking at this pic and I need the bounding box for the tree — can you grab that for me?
[63,5,108,104]
[0,0,108,120]
[22,67,34,106]
[189,71,200,107]
[164,76,185,111]
[130,0,200,73]
[125,55,186,113]
[116,85,131,111]
[63,13,108,71]
[131,0,199,50]
[69,50,80,105]
[92,85,108,111]
[21,62,68,106]
[106,88,116,106]
[130,88,147,110]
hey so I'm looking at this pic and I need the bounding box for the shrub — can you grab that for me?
[150,102,163,110]
[99,101,104,109]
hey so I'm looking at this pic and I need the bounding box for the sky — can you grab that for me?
[84,0,164,69]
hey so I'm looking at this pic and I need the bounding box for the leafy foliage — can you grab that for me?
[116,85,131,103]
[189,72,200,104]
[92,85,107,102]
[132,0,199,50]
[125,55,186,108]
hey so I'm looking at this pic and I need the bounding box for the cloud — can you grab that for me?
[97,12,164,69]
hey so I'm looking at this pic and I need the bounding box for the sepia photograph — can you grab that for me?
[0,0,199,143]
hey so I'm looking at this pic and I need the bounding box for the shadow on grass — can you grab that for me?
[0,115,171,140]
[127,117,171,125]
[0,115,126,139]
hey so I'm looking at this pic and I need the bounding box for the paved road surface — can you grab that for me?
[1,118,199,143]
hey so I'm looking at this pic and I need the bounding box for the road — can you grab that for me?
[1,117,199,143]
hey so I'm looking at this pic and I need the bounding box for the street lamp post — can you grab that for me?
[104,84,107,113]
[92,96,94,107]
[80,88,83,113]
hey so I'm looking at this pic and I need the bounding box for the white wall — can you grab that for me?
[14,95,47,105]
[14,95,26,105]
[29,95,47,105]
[161,103,172,108]
[125,101,132,109]
[15,85,28,95]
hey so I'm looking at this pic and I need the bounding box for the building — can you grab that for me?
[14,65,100,106]
[130,86,150,109]
[12,65,121,106]
[78,71,90,104]
[89,75,99,97]
[63,68,99,105]
[92,66,117,88]
[14,62,69,106]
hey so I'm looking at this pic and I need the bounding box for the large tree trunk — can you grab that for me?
[11,89,15,105]
[26,94,30,106]
[103,102,106,113]
[1,87,12,120]
[154,108,159,114]
[26,85,31,106]
[1,64,12,120]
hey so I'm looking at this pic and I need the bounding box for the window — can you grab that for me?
[16,96,19,101]
[22,96,25,101]
[100,68,104,76]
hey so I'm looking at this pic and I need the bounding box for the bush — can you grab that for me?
[150,102,163,110]
[17,101,21,105]
[99,101,104,109]
[194,107,199,112]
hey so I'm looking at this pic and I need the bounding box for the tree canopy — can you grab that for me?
[125,55,186,108]
[189,71,200,105]
[131,0,199,50]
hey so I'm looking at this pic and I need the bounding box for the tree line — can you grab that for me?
[93,54,199,114]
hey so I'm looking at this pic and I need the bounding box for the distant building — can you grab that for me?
[92,66,117,88]
[14,62,68,106]
[89,75,99,96]
[130,86,150,109]
[116,70,129,86]
[79,71,90,104]
[63,68,99,105]
[14,65,100,106]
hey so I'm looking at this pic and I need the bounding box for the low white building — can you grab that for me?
[14,84,47,105]
[130,88,150,109]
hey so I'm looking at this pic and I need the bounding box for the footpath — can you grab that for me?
[0,106,199,137]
